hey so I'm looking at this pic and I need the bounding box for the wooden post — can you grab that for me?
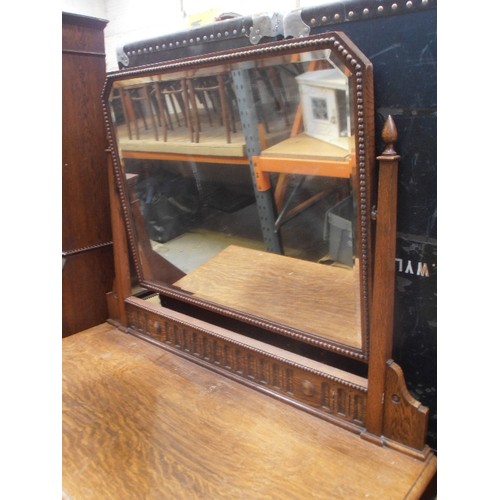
[364,115,400,442]
[107,151,132,328]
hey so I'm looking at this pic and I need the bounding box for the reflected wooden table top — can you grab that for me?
[173,245,362,348]
[62,322,436,499]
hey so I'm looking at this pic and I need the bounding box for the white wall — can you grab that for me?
[63,0,327,71]
[62,0,107,18]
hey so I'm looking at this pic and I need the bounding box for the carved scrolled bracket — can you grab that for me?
[382,360,431,458]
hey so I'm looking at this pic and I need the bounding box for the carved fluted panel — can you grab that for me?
[126,297,368,430]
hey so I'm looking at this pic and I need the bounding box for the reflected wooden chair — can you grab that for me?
[151,79,193,142]
[122,84,159,141]
[110,88,132,139]
[187,74,236,143]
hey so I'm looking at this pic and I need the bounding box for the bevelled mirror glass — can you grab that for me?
[103,33,375,360]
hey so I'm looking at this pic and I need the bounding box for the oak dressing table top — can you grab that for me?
[62,323,436,499]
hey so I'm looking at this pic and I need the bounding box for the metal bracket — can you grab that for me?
[249,10,311,44]
[283,9,311,39]
[116,46,130,68]
[249,12,284,44]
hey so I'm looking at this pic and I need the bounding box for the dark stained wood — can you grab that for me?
[62,13,114,336]
[62,14,111,252]
[63,323,436,499]
[62,12,107,53]
[62,249,114,337]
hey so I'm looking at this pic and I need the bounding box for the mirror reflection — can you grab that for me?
[108,47,363,350]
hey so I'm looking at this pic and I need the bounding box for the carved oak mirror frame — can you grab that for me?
[103,32,432,459]
[104,33,374,360]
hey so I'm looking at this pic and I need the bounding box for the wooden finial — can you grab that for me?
[381,115,398,156]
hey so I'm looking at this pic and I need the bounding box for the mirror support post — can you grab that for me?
[106,150,132,329]
[364,116,400,441]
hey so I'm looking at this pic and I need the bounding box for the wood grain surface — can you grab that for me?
[260,133,352,161]
[113,115,288,160]
[62,20,111,252]
[63,323,436,499]
[173,245,362,348]
[62,13,114,337]
[62,249,115,336]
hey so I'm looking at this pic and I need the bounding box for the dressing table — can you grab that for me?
[63,30,436,498]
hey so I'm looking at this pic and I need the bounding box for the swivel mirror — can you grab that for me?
[103,31,433,459]
[104,33,375,361]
